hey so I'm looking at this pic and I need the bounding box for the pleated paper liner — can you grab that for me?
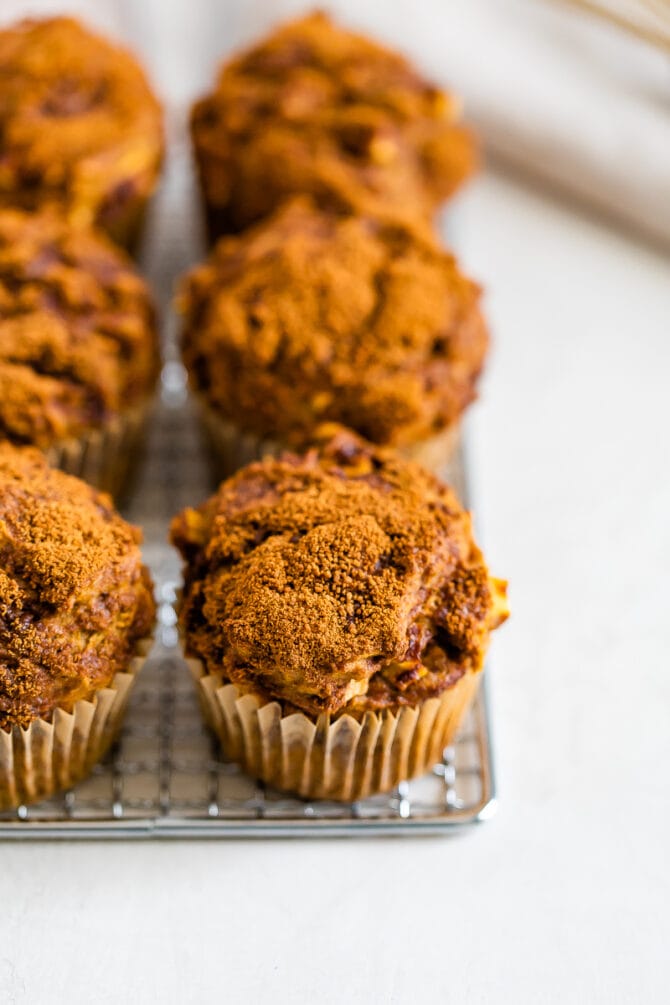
[198,399,460,483]
[96,193,151,257]
[186,655,481,802]
[0,635,154,811]
[44,399,152,501]
[76,157,160,256]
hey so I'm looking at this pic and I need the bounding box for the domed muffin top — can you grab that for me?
[0,208,158,447]
[171,427,508,718]
[0,445,155,730]
[0,16,163,226]
[179,198,488,448]
[191,10,476,234]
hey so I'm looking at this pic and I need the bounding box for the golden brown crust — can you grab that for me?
[0,17,164,235]
[179,198,488,448]
[0,208,158,447]
[171,427,508,719]
[190,11,477,237]
[0,445,155,730]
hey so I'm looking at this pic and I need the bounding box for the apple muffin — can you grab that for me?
[0,445,155,809]
[191,11,477,241]
[171,426,508,800]
[0,208,159,497]
[0,16,164,251]
[178,197,488,477]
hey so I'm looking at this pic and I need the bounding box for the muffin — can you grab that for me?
[171,427,508,801]
[191,10,477,241]
[0,208,159,497]
[0,16,164,251]
[0,445,155,810]
[178,198,488,478]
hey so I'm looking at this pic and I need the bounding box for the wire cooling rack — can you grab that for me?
[0,140,497,839]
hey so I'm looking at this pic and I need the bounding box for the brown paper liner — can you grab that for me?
[96,193,150,257]
[201,197,239,248]
[0,636,154,811]
[191,139,239,246]
[44,400,152,501]
[187,654,481,801]
[90,154,162,255]
[198,399,460,482]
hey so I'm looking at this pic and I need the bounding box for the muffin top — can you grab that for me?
[171,427,508,718]
[191,11,476,233]
[0,208,158,448]
[179,198,488,448]
[0,445,155,730]
[0,16,163,227]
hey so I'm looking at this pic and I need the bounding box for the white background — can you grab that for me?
[2,3,670,1003]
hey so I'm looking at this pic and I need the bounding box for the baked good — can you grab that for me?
[0,16,164,251]
[191,11,477,241]
[0,445,155,809]
[178,198,488,477]
[0,207,159,497]
[171,427,508,800]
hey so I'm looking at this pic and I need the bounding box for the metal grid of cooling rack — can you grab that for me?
[0,378,497,839]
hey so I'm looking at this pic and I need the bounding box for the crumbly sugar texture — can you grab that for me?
[0,16,164,230]
[171,427,508,719]
[0,445,155,730]
[191,10,477,235]
[0,208,158,447]
[179,198,488,448]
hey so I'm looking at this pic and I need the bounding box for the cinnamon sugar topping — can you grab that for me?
[0,17,163,231]
[190,10,477,236]
[179,198,488,448]
[0,208,158,447]
[0,445,155,729]
[171,427,508,718]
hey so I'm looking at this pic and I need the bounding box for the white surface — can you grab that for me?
[2,169,669,1004]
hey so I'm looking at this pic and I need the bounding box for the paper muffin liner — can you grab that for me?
[201,197,238,248]
[0,635,154,811]
[98,194,150,257]
[186,654,481,801]
[91,154,162,254]
[198,399,460,482]
[44,399,152,501]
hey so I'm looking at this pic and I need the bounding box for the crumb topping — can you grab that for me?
[190,11,477,234]
[0,16,164,227]
[0,208,158,446]
[179,198,488,447]
[0,444,155,729]
[171,427,508,717]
